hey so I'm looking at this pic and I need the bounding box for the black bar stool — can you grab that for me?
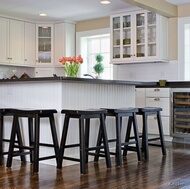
[0,108,26,164]
[57,109,111,174]
[137,107,166,160]
[94,108,142,166]
[6,109,59,173]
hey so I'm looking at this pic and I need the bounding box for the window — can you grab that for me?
[87,34,112,79]
[76,28,112,79]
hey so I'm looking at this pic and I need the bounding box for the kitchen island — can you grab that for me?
[0,77,155,166]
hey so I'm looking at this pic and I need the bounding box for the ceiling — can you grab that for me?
[0,0,133,23]
[1,0,190,23]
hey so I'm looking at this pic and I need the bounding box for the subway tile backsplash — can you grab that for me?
[113,60,178,81]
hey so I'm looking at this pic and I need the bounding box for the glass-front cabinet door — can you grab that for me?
[36,24,53,64]
[147,12,157,57]
[112,16,121,59]
[123,15,132,59]
[136,13,145,58]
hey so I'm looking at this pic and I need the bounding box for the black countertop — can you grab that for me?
[1,77,190,88]
[0,76,157,86]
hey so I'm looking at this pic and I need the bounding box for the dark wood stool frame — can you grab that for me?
[0,108,26,165]
[137,107,166,160]
[57,109,111,174]
[6,109,59,173]
[94,108,142,166]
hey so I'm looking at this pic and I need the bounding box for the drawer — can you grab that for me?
[146,88,170,98]
[146,97,170,116]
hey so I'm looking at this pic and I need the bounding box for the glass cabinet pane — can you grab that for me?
[148,12,156,56]
[136,13,145,57]
[123,15,131,58]
[37,26,52,63]
[113,17,120,59]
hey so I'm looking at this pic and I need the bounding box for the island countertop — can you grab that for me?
[0,76,157,86]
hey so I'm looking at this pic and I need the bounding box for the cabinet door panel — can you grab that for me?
[24,22,36,65]
[0,18,9,63]
[9,20,24,64]
[147,116,170,135]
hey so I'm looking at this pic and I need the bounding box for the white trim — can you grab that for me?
[178,17,190,80]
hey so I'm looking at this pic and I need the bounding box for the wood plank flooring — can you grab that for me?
[1,142,190,189]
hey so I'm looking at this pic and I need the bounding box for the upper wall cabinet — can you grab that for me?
[0,17,36,66]
[54,22,75,66]
[36,24,53,66]
[110,10,169,64]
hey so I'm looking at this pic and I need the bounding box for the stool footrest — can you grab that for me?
[122,146,138,152]
[122,141,136,146]
[64,144,80,148]
[39,155,57,161]
[148,137,161,142]
[12,151,31,157]
[13,145,33,150]
[62,156,80,162]
[148,143,162,147]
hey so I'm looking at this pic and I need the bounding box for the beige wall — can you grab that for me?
[76,17,110,32]
[178,4,190,17]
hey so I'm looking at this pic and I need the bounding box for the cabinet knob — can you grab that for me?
[154,98,160,101]
[10,58,12,60]
[25,59,27,61]
[7,57,10,60]
[154,88,160,91]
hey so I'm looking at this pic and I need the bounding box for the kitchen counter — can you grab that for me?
[0,76,157,86]
[0,76,147,167]
[136,80,190,88]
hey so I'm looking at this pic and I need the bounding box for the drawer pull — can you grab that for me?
[154,117,157,119]
[154,88,160,92]
[154,98,160,101]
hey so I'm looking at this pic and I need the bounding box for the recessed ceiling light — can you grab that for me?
[100,0,111,5]
[39,13,47,17]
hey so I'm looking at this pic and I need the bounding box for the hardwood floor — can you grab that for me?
[1,142,190,189]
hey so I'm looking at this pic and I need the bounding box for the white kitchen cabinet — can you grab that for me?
[24,22,36,66]
[135,87,170,136]
[110,10,168,64]
[146,88,170,135]
[54,22,75,66]
[36,24,53,65]
[0,17,36,66]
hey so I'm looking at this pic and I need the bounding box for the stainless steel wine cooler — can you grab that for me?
[171,88,190,143]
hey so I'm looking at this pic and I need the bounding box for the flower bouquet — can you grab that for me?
[59,55,83,77]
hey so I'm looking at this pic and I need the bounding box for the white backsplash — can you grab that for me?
[113,60,179,82]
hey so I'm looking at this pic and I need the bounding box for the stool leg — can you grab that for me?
[123,116,133,156]
[100,113,111,168]
[85,118,90,163]
[132,113,142,161]
[57,115,70,169]
[7,115,18,167]
[28,117,34,163]
[79,115,86,174]
[157,112,166,156]
[0,114,3,165]
[115,115,122,166]
[94,116,106,162]
[33,114,40,173]
[142,113,149,160]
[49,114,59,165]
[16,120,26,162]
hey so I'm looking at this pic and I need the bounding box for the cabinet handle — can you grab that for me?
[154,116,157,119]
[7,57,10,60]
[154,88,160,91]
[154,98,160,101]
[10,58,12,60]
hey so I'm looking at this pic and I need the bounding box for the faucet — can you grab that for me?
[83,74,95,79]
